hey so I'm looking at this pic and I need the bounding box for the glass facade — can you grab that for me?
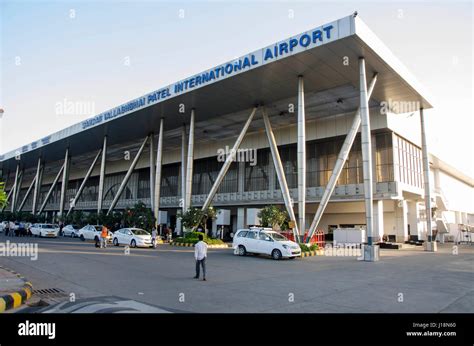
[394,134,423,188]
[14,131,409,211]
[245,149,270,191]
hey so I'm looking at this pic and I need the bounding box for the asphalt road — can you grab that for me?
[1,235,473,313]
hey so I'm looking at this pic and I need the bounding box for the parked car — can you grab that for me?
[112,228,153,248]
[77,225,112,242]
[233,228,301,260]
[62,224,80,238]
[30,223,60,238]
[0,221,7,232]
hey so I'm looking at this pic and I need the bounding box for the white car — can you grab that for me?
[233,228,301,260]
[77,225,111,242]
[62,224,80,238]
[113,228,153,248]
[0,221,7,232]
[30,223,60,238]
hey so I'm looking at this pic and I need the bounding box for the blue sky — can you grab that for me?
[0,0,472,175]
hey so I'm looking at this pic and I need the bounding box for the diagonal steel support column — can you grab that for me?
[107,135,149,215]
[32,158,43,215]
[12,169,24,212]
[201,107,257,212]
[59,148,70,217]
[154,118,164,225]
[67,148,102,216]
[38,163,65,214]
[359,58,374,246]
[18,175,37,212]
[262,108,300,240]
[184,109,195,210]
[306,73,378,242]
[97,136,107,214]
[297,75,306,238]
[10,163,20,213]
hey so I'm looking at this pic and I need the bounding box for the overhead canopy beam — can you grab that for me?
[38,163,65,214]
[107,135,149,215]
[67,148,102,216]
[201,107,258,212]
[306,73,378,242]
[262,107,299,241]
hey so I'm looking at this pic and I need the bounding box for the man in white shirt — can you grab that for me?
[194,234,208,281]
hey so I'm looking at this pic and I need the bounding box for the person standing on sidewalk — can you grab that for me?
[193,234,208,281]
[151,226,158,248]
[100,225,109,249]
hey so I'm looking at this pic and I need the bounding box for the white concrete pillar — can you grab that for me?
[420,108,434,249]
[237,207,245,230]
[185,109,195,210]
[373,200,384,242]
[297,76,306,238]
[359,58,374,245]
[407,201,421,240]
[181,124,187,212]
[395,200,408,242]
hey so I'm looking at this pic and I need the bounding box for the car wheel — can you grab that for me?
[238,245,246,256]
[272,249,282,260]
[131,240,137,248]
[113,238,119,246]
[94,236,99,242]
[80,234,85,241]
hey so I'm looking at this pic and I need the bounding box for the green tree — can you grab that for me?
[177,206,219,235]
[0,182,7,209]
[258,205,289,230]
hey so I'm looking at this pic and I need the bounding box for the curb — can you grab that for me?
[171,242,229,249]
[0,266,33,313]
[300,250,324,258]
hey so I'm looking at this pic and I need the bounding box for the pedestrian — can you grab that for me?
[151,226,158,248]
[100,225,109,248]
[193,234,208,281]
[5,221,10,237]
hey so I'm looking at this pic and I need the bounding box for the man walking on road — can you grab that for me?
[194,234,208,281]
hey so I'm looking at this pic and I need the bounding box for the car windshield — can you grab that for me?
[133,229,149,235]
[43,224,54,229]
[270,232,288,241]
[94,226,102,231]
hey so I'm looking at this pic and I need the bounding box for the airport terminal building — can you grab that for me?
[1,13,473,244]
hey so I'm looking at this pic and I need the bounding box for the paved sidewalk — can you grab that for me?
[0,266,33,312]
